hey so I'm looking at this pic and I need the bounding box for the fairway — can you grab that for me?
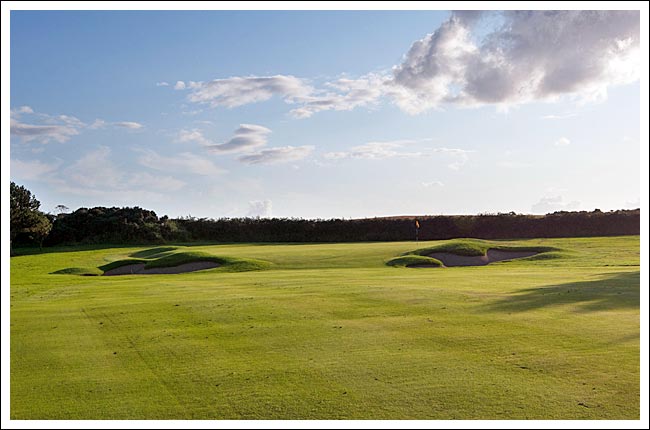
[10,236,640,419]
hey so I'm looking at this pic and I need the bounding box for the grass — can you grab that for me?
[10,236,640,419]
[50,267,103,276]
[405,238,560,257]
[386,255,443,267]
[93,249,272,274]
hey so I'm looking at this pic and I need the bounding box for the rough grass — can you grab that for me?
[386,255,443,267]
[10,236,640,419]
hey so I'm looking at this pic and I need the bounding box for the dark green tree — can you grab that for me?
[10,182,52,250]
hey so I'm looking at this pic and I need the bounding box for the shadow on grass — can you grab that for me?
[484,271,639,313]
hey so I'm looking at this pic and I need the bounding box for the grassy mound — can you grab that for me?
[407,240,486,257]
[129,246,179,259]
[50,267,103,276]
[97,250,272,274]
[405,239,560,257]
[386,255,443,267]
[98,258,147,272]
[145,251,271,272]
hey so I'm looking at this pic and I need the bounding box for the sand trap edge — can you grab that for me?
[103,261,220,276]
[428,249,540,267]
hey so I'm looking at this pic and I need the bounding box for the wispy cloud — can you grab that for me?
[10,107,144,143]
[498,160,532,169]
[156,81,169,87]
[238,145,314,165]
[290,74,386,118]
[176,129,212,146]
[247,200,272,217]
[10,119,79,143]
[207,124,272,153]
[324,140,472,169]
[12,105,34,115]
[324,141,424,160]
[24,147,185,203]
[541,112,579,120]
[554,137,571,146]
[89,119,107,129]
[422,181,444,187]
[136,148,226,176]
[184,75,313,108]
[174,80,187,90]
[64,146,124,188]
[531,195,581,214]
[114,121,144,130]
[10,158,63,180]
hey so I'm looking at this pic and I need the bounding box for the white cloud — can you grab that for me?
[47,147,187,199]
[531,195,581,214]
[176,129,212,146]
[10,107,145,143]
[541,113,578,120]
[64,146,123,188]
[136,149,226,176]
[10,118,80,143]
[324,140,471,169]
[554,137,571,146]
[390,15,477,113]
[207,124,272,153]
[156,81,170,87]
[127,172,185,192]
[391,11,640,111]
[422,181,444,187]
[89,119,107,129]
[114,121,144,129]
[324,141,422,160]
[290,74,386,118]
[172,12,639,119]
[14,106,34,114]
[56,114,85,128]
[174,80,187,90]
[238,145,314,165]
[498,160,532,169]
[10,158,62,180]
[447,152,469,170]
[247,200,272,218]
[187,75,313,108]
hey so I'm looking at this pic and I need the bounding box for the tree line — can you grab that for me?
[10,182,641,249]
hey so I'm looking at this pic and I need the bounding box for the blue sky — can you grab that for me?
[9,9,642,218]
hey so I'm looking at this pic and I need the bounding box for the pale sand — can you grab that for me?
[428,249,539,267]
[103,261,220,276]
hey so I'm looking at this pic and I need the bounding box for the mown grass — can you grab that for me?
[10,236,640,419]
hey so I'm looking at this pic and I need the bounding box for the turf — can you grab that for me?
[405,238,560,257]
[10,236,640,419]
[386,255,443,267]
[96,250,272,274]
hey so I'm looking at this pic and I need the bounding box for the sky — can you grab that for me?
[7,8,644,219]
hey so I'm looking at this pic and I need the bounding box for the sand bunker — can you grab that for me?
[429,249,539,267]
[103,261,220,276]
